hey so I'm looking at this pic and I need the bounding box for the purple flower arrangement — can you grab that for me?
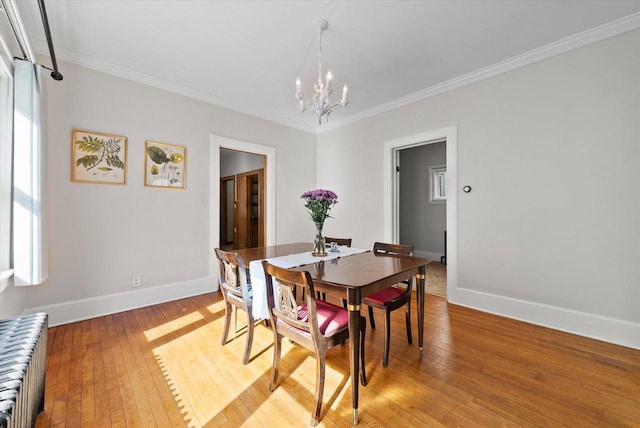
[301,189,338,226]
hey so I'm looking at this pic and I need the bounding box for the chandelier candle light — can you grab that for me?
[295,18,348,125]
[301,189,338,256]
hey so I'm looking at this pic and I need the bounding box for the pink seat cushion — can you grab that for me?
[364,286,405,305]
[297,301,349,336]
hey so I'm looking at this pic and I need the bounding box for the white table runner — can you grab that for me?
[249,246,368,319]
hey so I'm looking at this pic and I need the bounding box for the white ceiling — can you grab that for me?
[14,0,640,133]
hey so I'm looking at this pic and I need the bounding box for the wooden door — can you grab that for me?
[235,169,264,249]
[219,176,234,246]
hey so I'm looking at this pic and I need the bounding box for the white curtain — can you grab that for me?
[12,59,47,286]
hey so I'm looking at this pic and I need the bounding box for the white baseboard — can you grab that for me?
[449,286,640,351]
[24,276,216,327]
[415,250,444,262]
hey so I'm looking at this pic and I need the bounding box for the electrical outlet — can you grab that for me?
[132,277,141,288]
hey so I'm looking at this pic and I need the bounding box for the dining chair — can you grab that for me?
[319,237,352,301]
[323,237,352,247]
[262,260,367,427]
[362,242,414,368]
[214,248,256,365]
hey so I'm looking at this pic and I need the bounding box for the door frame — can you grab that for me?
[383,126,458,301]
[210,134,276,288]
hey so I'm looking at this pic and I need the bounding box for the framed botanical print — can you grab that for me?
[72,129,127,184]
[144,141,186,189]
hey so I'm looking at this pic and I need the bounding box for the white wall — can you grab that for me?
[318,29,640,349]
[23,59,315,325]
[0,280,25,318]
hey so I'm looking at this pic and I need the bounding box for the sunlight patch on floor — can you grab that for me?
[162,328,355,425]
[153,327,232,426]
[149,316,311,426]
[142,300,357,426]
[143,311,204,341]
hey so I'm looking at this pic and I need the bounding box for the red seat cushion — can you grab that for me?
[364,286,405,305]
[297,301,349,336]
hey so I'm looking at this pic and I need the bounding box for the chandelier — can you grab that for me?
[295,18,348,125]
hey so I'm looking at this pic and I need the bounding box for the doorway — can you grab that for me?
[210,135,277,287]
[383,126,458,301]
[398,141,447,297]
[219,148,265,250]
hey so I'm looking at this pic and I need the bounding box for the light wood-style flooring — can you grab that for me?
[35,292,640,427]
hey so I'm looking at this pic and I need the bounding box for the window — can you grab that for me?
[1,2,47,289]
[0,54,13,290]
[429,164,447,204]
[12,60,47,286]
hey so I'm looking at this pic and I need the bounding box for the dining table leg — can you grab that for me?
[417,266,426,358]
[347,289,361,425]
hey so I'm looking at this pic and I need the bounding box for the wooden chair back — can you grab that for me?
[373,241,414,257]
[324,237,352,247]
[262,261,324,350]
[214,248,252,306]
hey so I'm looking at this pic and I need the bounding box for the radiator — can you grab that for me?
[0,313,47,428]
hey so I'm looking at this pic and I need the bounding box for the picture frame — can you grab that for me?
[144,141,187,189]
[72,129,127,184]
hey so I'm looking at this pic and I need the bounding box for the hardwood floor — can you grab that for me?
[35,292,640,427]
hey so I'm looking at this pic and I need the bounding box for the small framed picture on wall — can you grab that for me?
[144,141,187,189]
[72,129,127,185]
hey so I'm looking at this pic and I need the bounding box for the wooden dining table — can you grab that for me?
[234,242,429,425]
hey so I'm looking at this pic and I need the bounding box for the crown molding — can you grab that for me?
[43,45,319,134]
[28,11,640,136]
[317,12,640,134]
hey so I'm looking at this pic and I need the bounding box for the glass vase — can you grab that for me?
[312,222,326,256]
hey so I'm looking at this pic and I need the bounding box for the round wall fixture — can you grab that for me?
[463,185,472,193]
